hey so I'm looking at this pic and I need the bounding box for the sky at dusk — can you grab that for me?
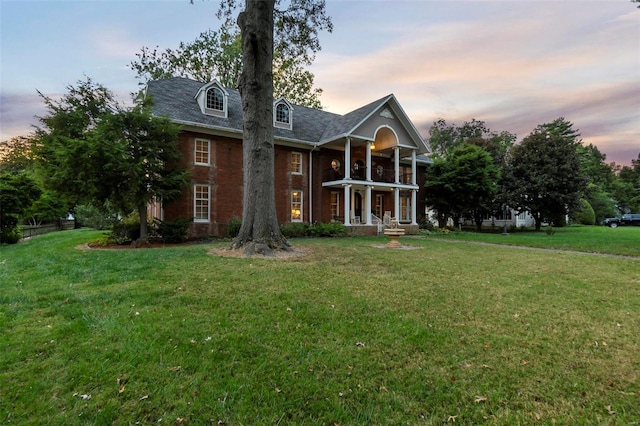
[1,0,638,165]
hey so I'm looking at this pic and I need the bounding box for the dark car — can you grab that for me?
[603,213,640,228]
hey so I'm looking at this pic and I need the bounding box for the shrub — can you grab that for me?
[155,218,192,243]
[74,203,119,230]
[280,222,309,238]
[573,199,596,225]
[225,216,242,238]
[0,226,22,244]
[108,214,140,245]
[307,222,347,238]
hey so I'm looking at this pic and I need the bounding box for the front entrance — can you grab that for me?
[354,192,362,219]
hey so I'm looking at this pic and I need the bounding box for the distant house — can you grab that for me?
[146,77,432,239]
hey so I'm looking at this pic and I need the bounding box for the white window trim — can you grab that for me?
[291,152,303,175]
[291,190,303,222]
[193,184,211,223]
[273,98,293,130]
[331,191,340,220]
[194,138,211,166]
[195,81,228,118]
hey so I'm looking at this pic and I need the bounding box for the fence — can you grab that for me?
[20,220,75,240]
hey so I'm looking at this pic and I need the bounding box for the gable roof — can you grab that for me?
[146,77,430,156]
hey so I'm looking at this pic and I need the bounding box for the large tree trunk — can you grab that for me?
[231,0,290,256]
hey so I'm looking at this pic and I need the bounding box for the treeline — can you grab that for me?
[425,118,640,231]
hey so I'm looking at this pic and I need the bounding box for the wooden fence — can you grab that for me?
[20,220,75,239]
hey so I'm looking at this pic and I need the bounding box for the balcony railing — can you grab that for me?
[323,168,413,184]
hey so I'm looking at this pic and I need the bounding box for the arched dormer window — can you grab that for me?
[206,87,224,112]
[273,98,293,130]
[195,81,228,118]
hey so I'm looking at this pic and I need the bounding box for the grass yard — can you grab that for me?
[1,229,639,424]
[424,225,640,257]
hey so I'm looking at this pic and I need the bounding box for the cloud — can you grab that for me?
[0,93,45,141]
[314,2,639,165]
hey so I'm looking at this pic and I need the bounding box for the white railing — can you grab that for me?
[371,214,383,234]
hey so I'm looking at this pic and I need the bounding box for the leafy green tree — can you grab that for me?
[425,143,500,230]
[505,118,587,231]
[613,153,640,213]
[131,0,331,109]
[0,172,42,243]
[34,78,189,241]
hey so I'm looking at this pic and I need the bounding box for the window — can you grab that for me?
[194,138,210,165]
[274,100,292,129]
[290,152,302,174]
[194,184,210,223]
[291,191,303,222]
[400,196,411,222]
[330,191,340,220]
[375,194,384,218]
[276,103,290,124]
[206,87,224,111]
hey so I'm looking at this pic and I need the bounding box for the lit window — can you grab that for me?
[291,191,303,222]
[276,103,290,124]
[194,184,210,223]
[194,138,210,165]
[291,152,302,174]
[206,87,224,111]
[400,196,411,222]
[330,191,340,220]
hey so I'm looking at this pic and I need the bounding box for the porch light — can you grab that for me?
[370,142,376,150]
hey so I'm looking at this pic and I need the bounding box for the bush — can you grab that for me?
[225,216,242,238]
[74,203,119,230]
[155,218,192,243]
[280,222,309,238]
[307,222,347,238]
[108,214,140,245]
[0,226,22,244]
[573,199,596,225]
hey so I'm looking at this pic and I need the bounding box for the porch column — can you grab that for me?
[344,138,351,180]
[365,185,372,225]
[343,184,351,226]
[411,189,417,225]
[394,147,400,183]
[366,142,372,181]
[394,188,400,221]
[411,150,417,185]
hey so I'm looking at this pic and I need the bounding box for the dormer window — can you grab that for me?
[195,81,228,118]
[206,87,224,111]
[273,98,293,130]
[276,103,289,124]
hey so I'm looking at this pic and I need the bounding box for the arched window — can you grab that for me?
[206,87,224,111]
[275,103,290,124]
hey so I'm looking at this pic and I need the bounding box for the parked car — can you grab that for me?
[603,213,640,228]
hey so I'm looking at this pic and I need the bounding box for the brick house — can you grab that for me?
[146,77,432,238]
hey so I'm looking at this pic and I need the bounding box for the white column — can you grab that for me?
[343,184,351,226]
[394,147,400,183]
[394,188,400,221]
[344,138,351,180]
[411,189,417,225]
[365,185,372,225]
[411,150,417,186]
[366,142,372,181]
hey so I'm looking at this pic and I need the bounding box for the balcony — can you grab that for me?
[323,167,413,185]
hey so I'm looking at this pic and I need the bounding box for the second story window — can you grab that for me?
[290,152,302,174]
[194,138,211,165]
[206,87,224,111]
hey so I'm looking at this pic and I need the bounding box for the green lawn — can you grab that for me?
[425,225,640,257]
[1,229,639,424]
